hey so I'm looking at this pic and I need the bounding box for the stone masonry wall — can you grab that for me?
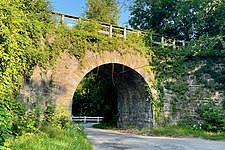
[20,50,156,128]
[163,61,225,124]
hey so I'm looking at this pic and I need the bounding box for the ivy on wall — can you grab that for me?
[148,32,225,128]
[50,21,149,63]
[1,1,224,145]
[0,0,150,145]
[0,0,56,145]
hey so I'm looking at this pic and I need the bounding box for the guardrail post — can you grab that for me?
[161,36,164,48]
[60,14,65,24]
[173,39,176,49]
[97,117,100,123]
[109,25,113,37]
[182,40,185,46]
[84,116,86,123]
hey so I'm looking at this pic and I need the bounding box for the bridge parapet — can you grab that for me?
[51,11,188,48]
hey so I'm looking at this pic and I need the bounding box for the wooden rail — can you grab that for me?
[51,11,188,48]
[71,116,104,123]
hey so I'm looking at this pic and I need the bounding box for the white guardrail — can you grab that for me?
[71,116,104,123]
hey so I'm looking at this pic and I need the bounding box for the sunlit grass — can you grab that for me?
[8,126,92,150]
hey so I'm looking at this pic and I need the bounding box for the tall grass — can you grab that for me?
[7,126,92,150]
[152,126,225,140]
[93,123,225,141]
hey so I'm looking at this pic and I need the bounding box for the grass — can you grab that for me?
[151,126,225,141]
[93,123,225,141]
[7,125,92,150]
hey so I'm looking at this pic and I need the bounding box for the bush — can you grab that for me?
[0,94,27,146]
[4,104,92,150]
[197,102,225,132]
[0,103,11,146]
[50,105,73,129]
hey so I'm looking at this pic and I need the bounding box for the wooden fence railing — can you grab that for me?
[51,11,188,48]
[71,116,104,123]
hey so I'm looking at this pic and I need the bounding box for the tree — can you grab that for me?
[129,0,178,35]
[84,0,120,25]
[72,73,117,123]
[129,0,225,40]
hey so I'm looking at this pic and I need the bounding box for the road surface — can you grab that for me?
[85,126,225,150]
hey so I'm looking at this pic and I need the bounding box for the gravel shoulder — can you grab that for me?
[85,127,225,150]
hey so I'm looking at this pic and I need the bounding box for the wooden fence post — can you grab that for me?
[161,36,164,48]
[137,31,141,37]
[173,39,176,49]
[109,25,113,37]
[60,14,65,24]
[123,27,127,39]
[77,18,81,26]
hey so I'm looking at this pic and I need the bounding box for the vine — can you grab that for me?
[50,21,148,64]
[0,0,150,146]
[147,32,225,127]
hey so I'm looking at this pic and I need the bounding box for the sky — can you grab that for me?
[50,0,131,26]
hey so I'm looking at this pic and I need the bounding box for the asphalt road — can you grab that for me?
[85,127,225,150]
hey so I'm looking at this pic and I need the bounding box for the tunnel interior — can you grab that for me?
[72,63,153,128]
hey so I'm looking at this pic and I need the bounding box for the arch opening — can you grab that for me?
[72,63,153,128]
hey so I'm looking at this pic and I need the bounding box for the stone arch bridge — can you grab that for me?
[20,12,186,128]
[22,50,155,128]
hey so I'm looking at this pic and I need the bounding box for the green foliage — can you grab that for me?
[12,102,42,135]
[129,0,178,35]
[170,100,177,116]
[43,100,55,123]
[192,57,225,90]
[0,0,223,146]
[0,102,11,146]
[165,82,188,96]
[51,106,73,129]
[0,94,26,146]
[7,125,92,150]
[51,23,147,63]
[72,73,117,125]
[84,0,120,25]
[3,103,92,149]
[152,125,225,140]
[129,0,225,40]
[151,46,187,80]
[143,21,224,126]
[197,102,225,132]
[222,99,225,110]
[0,0,57,146]
[0,0,148,146]
[93,124,225,141]
[146,84,164,124]
[0,0,54,95]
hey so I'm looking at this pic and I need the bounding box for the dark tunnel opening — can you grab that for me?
[72,63,153,128]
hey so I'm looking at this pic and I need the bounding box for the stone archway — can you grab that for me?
[72,63,153,128]
[21,50,157,128]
